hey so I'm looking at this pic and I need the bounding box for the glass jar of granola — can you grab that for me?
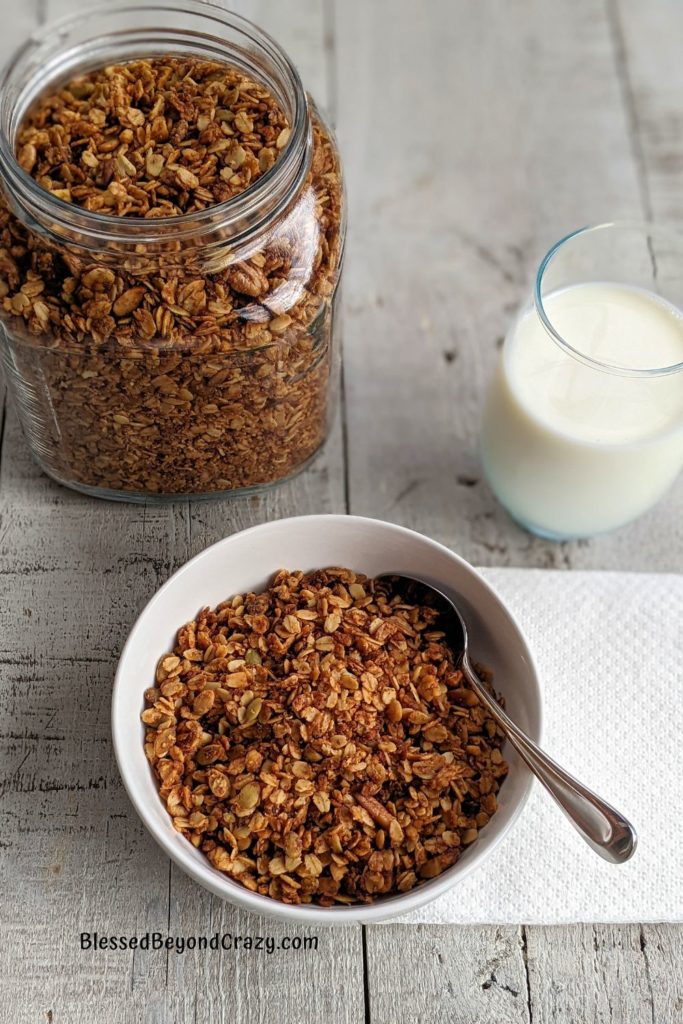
[0,2,344,500]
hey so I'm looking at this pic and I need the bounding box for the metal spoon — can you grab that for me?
[377,573,637,864]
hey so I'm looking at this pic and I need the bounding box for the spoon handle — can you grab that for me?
[462,656,637,864]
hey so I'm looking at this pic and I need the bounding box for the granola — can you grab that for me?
[142,569,509,906]
[0,57,344,496]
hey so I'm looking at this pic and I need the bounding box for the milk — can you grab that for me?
[481,282,683,538]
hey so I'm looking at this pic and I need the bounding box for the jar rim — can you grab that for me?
[534,221,683,378]
[0,0,311,253]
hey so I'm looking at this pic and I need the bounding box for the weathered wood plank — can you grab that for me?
[366,922,683,1024]
[524,925,655,1023]
[0,419,189,1024]
[334,0,682,572]
[611,0,683,224]
[641,924,683,1024]
[365,925,530,1024]
[166,900,363,1024]
[0,3,40,63]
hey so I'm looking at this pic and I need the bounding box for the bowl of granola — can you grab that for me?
[112,514,542,922]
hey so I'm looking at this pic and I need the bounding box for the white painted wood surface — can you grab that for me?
[0,2,681,1022]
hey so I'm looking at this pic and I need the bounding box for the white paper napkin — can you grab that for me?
[398,568,683,925]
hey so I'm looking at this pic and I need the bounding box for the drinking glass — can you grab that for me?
[481,222,683,539]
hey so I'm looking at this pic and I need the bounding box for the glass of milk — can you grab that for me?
[480,222,683,539]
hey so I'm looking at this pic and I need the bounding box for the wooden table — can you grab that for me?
[1,1,681,1021]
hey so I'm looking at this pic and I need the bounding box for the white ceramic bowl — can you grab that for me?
[113,515,542,923]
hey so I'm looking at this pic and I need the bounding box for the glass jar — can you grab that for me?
[481,222,683,539]
[0,1,345,501]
